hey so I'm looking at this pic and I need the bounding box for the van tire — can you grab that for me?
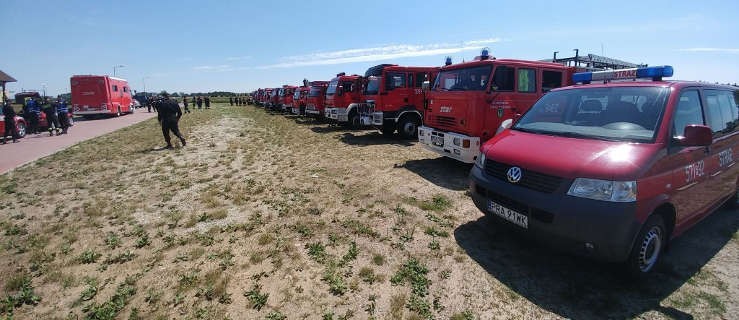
[626,214,666,277]
[398,114,420,139]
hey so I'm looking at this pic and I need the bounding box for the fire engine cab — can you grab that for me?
[324,73,364,126]
[469,66,738,275]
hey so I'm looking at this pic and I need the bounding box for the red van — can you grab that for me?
[71,75,133,117]
[469,66,738,275]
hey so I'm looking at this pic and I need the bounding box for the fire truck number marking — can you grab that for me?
[414,89,423,94]
[544,103,560,113]
[684,160,705,183]
[718,149,733,167]
[440,106,452,113]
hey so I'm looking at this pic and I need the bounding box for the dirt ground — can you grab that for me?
[0,104,736,320]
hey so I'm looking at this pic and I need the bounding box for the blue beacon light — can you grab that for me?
[572,65,674,84]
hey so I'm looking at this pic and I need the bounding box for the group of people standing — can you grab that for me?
[146,95,211,113]
[229,96,249,106]
[2,97,71,144]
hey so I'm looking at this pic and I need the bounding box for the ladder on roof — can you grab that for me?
[551,52,646,71]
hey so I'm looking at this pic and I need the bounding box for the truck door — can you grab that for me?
[384,72,408,110]
[669,89,713,225]
[484,65,515,140]
[411,72,428,110]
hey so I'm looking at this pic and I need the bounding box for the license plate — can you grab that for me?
[487,200,528,228]
[431,136,444,147]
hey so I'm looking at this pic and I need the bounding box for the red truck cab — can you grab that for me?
[469,66,738,275]
[305,81,329,118]
[324,73,364,126]
[278,85,297,113]
[358,64,439,138]
[71,75,133,117]
[418,51,575,163]
[267,88,280,110]
[291,86,310,115]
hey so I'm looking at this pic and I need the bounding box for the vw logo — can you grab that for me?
[506,167,522,183]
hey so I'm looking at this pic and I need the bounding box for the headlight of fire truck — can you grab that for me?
[567,178,637,202]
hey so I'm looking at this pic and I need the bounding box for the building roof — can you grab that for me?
[0,70,17,83]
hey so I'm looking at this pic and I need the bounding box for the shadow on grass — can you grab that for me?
[338,131,415,147]
[454,205,738,319]
[398,157,472,191]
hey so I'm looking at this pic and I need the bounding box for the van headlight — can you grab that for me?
[475,152,486,169]
[567,178,637,202]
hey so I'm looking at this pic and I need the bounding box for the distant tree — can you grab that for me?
[159,90,169,96]
[171,92,180,97]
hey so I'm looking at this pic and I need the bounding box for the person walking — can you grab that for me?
[42,99,61,136]
[146,96,153,112]
[204,96,211,109]
[2,99,20,144]
[56,99,70,134]
[196,96,203,110]
[229,97,234,106]
[183,96,191,113]
[25,98,41,134]
[157,93,186,149]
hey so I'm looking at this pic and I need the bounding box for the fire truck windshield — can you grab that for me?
[293,90,301,99]
[364,77,380,95]
[309,87,322,97]
[326,80,339,96]
[433,65,492,91]
[513,87,669,142]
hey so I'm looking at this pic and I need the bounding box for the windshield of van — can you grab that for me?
[433,65,492,91]
[364,76,380,95]
[326,80,339,96]
[513,86,670,142]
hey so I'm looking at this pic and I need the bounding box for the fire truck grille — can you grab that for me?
[483,160,563,194]
[435,115,456,127]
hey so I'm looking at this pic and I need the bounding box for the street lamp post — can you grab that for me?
[113,65,125,77]
[41,83,47,98]
[142,76,150,97]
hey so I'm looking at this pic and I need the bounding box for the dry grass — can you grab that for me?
[0,104,737,319]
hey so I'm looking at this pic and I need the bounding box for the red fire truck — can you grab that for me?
[278,85,298,112]
[267,88,280,110]
[71,75,134,117]
[418,49,641,163]
[358,64,440,138]
[324,73,365,127]
[305,81,330,118]
[291,84,310,115]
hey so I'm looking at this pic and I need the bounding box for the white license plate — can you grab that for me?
[487,200,528,228]
[431,136,444,147]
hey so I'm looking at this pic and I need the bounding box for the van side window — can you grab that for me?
[112,85,118,92]
[492,66,514,91]
[672,90,705,138]
[517,68,536,93]
[704,89,739,135]
[542,71,563,93]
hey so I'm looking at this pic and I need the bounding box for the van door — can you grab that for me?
[702,89,738,204]
[669,89,713,226]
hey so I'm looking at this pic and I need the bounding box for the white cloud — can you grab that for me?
[678,48,739,53]
[226,56,252,61]
[255,38,502,69]
[193,65,233,71]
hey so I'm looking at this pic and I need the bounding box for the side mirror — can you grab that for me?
[422,81,430,91]
[678,125,712,146]
[495,119,513,135]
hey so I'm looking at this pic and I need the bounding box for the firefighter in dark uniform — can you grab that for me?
[196,96,203,109]
[56,99,70,134]
[157,93,186,149]
[204,96,211,109]
[42,99,61,136]
[2,99,20,143]
[183,96,191,113]
[229,97,234,106]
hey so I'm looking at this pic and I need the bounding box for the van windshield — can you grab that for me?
[364,77,380,95]
[513,86,670,142]
[433,65,492,91]
[326,80,339,96]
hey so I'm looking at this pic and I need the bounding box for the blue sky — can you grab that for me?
[1,0,737,96]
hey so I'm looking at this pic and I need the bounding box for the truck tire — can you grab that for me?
[116,107,122,117]
[398,114,420,139]
[348,110,361,129]
[625,214,666,276]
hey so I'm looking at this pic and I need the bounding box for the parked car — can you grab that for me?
[0,108,27,139]
[469,66,738,276]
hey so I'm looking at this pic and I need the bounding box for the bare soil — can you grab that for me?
[0,104,736,319]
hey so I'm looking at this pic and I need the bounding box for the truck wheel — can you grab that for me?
[116,107,122,117]
[16,122,27,138]
[348,110,361,129]
[626,214,666,276]
[398,115,420,139]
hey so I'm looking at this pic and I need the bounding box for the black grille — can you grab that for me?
[475,185,554,223]
[483,160,563,194]
[435,115,456,127]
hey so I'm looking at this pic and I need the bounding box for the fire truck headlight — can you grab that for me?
[453,137,461,146]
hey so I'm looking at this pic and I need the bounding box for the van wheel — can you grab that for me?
[16,122,27,138]
[626,215,666,276]
[398,115,420,139]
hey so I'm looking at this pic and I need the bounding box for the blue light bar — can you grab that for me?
[572,65,674,83]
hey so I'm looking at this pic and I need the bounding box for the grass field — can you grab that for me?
[0,104,736,319]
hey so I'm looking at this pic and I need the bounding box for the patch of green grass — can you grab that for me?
[697,291,726,315]
[0,274,40,315]
[423,226,449,238]
[104,251,136,264]
[450,310,476,320]
[83,276,137,320]
[78,249,102,264]
[79,278,99,302]
[323,266,347,296]
[104,233,121,249]
[372,254,385,266]
[341,219,380,238]
[358,267,378,284]
[265,311,287,320]
[244,284,269,310]
[306,242,327,262]
[391,258,432,319]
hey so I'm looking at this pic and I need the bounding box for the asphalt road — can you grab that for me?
[0,110,156,174]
